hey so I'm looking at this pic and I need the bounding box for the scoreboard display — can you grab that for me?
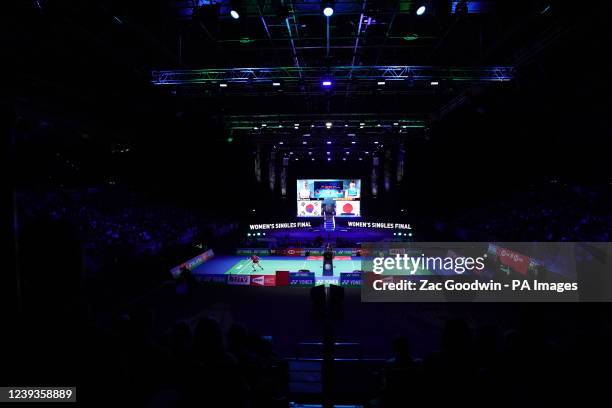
[297,179,361,217]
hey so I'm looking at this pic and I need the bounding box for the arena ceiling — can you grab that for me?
[11,0,584,151]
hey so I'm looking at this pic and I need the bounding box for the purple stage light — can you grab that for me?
[322,80,332,87]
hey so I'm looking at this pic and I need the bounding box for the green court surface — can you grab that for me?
[195,256,433,276]
[227,257,360,276]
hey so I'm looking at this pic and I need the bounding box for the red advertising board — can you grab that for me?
[285,247,303,256]
[250,275,276,287]
[496,247,530,275]
[275,271,290,286]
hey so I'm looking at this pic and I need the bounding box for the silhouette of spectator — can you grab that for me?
[184,318,248,408]
[377,336,419,408]
[387,335,414,370]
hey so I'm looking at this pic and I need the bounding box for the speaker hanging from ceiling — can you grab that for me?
[254,145,262,183]
[384,149,392,192]
[371,156,379,197]
[281,156,288,197]
[269,151,276,191]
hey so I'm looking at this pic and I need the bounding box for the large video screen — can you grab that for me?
[297,179,361,217]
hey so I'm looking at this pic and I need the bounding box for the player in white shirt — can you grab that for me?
[299,181,311,200]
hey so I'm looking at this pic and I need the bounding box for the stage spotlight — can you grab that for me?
[327,141,332,145]
[303,141,307,145]
[351,141,356,144]
[272,82,281,86]
[322,80,332,87]
[247,233,251,236]
[377,81,386,85]
[408,232,413,237]
[326,122,332,128]
[323,3,334,17]
[219,83,228,87]
[279,141,284,145]
[431,81,439,86]
[416,3,427,15]
[229,0,241,19]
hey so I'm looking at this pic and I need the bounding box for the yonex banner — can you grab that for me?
[196,274,227,284]
[315,275,340,286]
[340,271,362,286]
[290,271,315,286]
